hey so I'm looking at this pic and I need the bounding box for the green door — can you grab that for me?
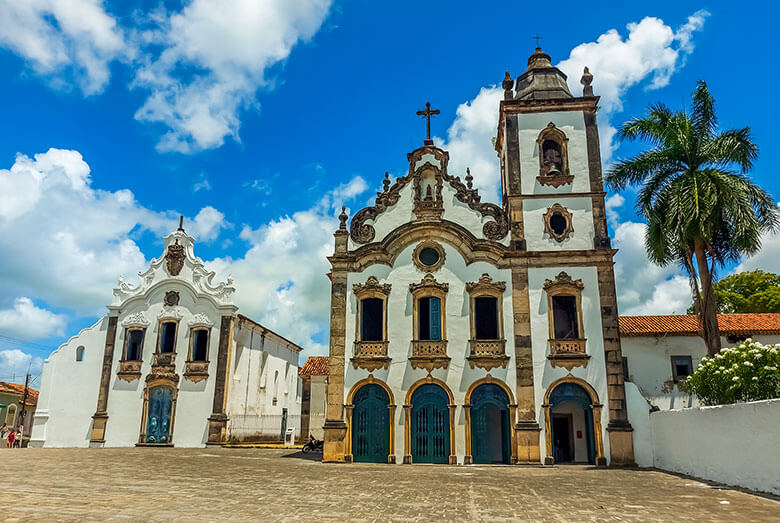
[411,384,449,464]
[145,386,173,443]
[470,384,510,464]
[352,384,390,463]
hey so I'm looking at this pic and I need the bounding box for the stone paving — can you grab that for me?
[0,447,778,522]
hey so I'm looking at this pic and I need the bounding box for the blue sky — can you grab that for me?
[1,1,779,385]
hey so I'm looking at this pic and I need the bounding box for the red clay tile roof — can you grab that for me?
[299,356,329,377]
[0,382,39,404]
[619,313,780,337]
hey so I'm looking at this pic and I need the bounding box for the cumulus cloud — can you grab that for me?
[0,298,66,340]
[0,0,126,94]
[0,148,226,314]
[736,231,780,274]
[0,349,44,382]
[132,0,333,153]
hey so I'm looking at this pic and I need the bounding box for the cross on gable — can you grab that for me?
[416,102,440,145]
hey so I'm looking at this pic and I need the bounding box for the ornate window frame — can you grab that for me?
[352,276,392,371]
[412,240,446,273]
[184,327,211,383]
[543,271,589,370]
[465,274,509,371]
[118,327,145,382]
[543,203,574,242]
[536,122,574,188]
[155,319,179,355]
[409,274,449,371]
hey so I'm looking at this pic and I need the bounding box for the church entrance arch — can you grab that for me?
[409,384,450,464]
[351,384,390,463]
[469,384,511,464]
[543,378,604,465]
[139,379,178,445]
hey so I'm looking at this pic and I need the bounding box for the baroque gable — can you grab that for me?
[349,143,509,246]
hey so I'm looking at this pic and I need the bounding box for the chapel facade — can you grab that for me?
[30,222,302,448]
[323,48,637,465]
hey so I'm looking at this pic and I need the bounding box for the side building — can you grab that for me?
[30,222,302,448]
[323,48,641,466]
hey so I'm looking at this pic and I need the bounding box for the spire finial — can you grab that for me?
[465,168,473,189]
[503,71,514,99]
[383,172,391,192]
[533,34,542,49]
[581,66,594,96]
[178,215,184,232]
[338,205,348,230]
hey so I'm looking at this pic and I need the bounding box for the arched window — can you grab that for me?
[76,346,85,362]
[190,329,209,361]
[159,322,177,353]
[124,329,145,361]
[536,122,572,187]
[5,404,16,426]
[272,371,279,406]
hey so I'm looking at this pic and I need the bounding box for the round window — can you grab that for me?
[550,213,568,236]
[418,247,440,267]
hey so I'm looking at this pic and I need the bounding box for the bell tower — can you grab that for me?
[495,47,636,466]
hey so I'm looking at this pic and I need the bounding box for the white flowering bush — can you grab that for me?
[686,339,780,405]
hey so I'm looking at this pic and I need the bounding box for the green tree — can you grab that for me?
[688,270,780,314]
[606,81,780,356]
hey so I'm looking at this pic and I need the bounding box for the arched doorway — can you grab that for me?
[352,384,390,463]
[145,385,174,444]
[549,382,596,464]
[410,384,450,464]
[470,384,510,464]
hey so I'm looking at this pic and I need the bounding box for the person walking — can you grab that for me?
[14,425,23,448]
[7,429,15,448]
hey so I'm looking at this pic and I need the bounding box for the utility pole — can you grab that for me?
[19,372,30,434]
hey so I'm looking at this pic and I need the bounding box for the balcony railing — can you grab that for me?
[351,341,390,371]
[549,338,587,354]
[184,360,209,383]
[412,339,448,357]
[548,338,589,370]
[153,352,176,366]
[467,339,509,371]
[117,359,142,382]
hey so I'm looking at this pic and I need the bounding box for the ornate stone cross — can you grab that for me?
[416,102,440,144]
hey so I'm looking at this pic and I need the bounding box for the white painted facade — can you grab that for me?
[30,227,302,448]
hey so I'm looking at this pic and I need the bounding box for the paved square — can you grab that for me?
[0,447,777,521]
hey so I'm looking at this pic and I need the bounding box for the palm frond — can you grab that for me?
[702,127,758,172]
[691,80,717,141]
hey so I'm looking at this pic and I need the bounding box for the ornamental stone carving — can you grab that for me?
[121,312,149,328]
[188,313,215,328]
[157,307,183,321]
[165,239,186,276]
[352,276,392,297]
[465,273,506,294]
[164,290,180,306]
[409,273,449,294]
[536,122,573,188]
[543,203,574,242]
[543,271,584,293]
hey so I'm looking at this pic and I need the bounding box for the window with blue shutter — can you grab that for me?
[418,296,442,341]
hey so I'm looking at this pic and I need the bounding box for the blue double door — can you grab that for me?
[352,384,390,463]
[145,386,174,444]
[411,384,450,464]
[470,384,511,464]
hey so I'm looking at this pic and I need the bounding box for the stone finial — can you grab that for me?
[383,172,391,192]
[338,205,348,230]
[581,66,594,96]
[178,215,184,232]
[465,168,473,189]
[502,71,514,99]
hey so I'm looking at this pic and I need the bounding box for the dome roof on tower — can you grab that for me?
[514,47,572,101]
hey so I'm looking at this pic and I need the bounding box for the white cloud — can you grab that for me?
[0,0,126,95]
[736,232,780,275]
[557,10,709,163]
[0,298,66,340]
[0,148,226,314]
[0,349,44,382]
[132,0,333,153]
[193,173,211,192]
[439,11,709,199]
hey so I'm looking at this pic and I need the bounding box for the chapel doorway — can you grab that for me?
[549,382,595,464]
[410,384,450,464]
[352,384,390,463]
[145,386,174,444]
[470,384,510,464]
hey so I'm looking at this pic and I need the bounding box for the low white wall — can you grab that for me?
[650,399,780,495]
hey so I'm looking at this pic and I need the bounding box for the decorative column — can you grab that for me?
[403,404,412,464]
[323,207,350,462]
[463,404,472,465]
[344,404,354,463]
[387,404,397,464]
[510,264,542,464]
[207,315,233,445]
[448,404,457,465]
[90,315,118,443]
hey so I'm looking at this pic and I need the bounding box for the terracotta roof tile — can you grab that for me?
[299,356,329,377]
[619,313,780,337]
[0,382,39,403]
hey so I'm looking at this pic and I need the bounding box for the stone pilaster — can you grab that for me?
[207,315,233,445]
[90,315,118,443]
[323,224,349,462]
[510,264,542,464]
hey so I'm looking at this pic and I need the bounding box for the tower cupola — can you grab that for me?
[514,47,572,101]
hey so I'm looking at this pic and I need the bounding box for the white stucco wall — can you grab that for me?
[29,318,106,448]
[308,375,327,440]
[523,197,595,251]
[227,325,302,442]
[650,399,780,495]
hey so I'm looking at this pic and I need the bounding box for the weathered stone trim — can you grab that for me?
[542,203,574,242]
[207,315,233,445]
[323,268,348,462]
[90,315,118,443]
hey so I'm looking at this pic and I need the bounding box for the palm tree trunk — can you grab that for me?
[694,241,722,356]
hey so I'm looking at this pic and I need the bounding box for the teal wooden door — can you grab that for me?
[352,384,390,463]
[146,386,173,443]
[470,384,510,464]
[411,384,449,464]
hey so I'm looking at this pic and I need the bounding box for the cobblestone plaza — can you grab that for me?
[0,447,778,521]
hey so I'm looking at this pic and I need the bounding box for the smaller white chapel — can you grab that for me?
[30,221,303,448]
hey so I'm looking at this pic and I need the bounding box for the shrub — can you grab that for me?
[686,339,780,406]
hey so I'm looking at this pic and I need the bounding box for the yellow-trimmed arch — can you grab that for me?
[344,376,396,464]
[403,376,457,464]
[464,376,516,405]
[463,377,518,465]
[404,375,455,405]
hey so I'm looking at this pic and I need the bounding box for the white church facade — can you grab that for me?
[322,48,642,466]
[30,222,302,448]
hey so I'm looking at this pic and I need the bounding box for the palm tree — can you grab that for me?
[606,81,779,356]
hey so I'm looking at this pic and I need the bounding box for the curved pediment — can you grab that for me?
[349,143,509,246]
